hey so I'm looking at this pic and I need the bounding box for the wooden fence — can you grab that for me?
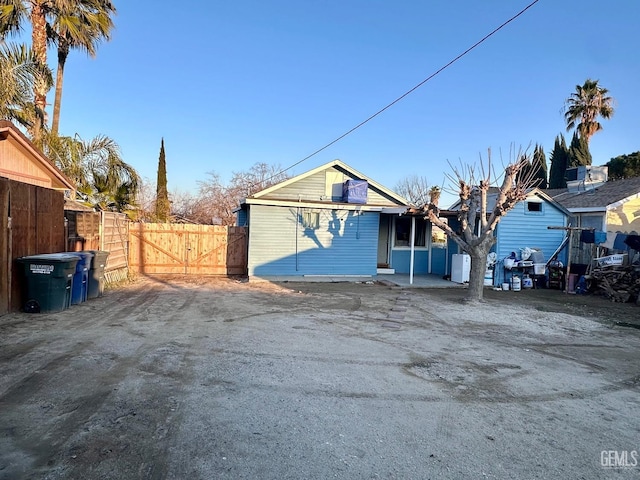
[66,211,100,251]
[65,210,129,283]
[129,223,247,276]
[1,177,65,314]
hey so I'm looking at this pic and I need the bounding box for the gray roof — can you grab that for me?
[549,177,640,210]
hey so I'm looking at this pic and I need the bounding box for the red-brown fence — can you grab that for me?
[1,177,65,314]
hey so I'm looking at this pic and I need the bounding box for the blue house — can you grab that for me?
[236,160,410,278]
[449,188,570,285]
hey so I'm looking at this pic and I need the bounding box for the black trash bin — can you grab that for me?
[85,250,109,299]
[17,254,79,313]
[66,251,94,305]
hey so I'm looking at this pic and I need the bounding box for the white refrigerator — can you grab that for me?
[451,254,471,283]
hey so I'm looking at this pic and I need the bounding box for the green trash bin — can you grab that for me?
[17,254,79,313]
[85,250,109,299]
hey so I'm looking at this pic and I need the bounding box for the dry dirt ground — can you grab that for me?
[1,276,640,479]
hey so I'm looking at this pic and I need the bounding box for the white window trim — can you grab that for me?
[392,216,428,250]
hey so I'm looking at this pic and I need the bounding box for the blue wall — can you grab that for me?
[391,250,429,274]
[248,205,380,276]
[443,198,568,285]
[236,208,248,227]
[493,199,567,284]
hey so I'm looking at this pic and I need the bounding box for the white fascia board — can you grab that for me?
[607,192,640,210]
[381,206,410,214]
[567,207,606,213]
[251,159,409,206]
[245,198,388,211]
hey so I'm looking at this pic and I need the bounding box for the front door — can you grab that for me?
[377,215,390,267]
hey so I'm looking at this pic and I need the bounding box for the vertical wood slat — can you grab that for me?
[102,212,129,272]
[0,178,9,316]
[66,211,101,251]
[128,223,247,276]
[3,178,65,312]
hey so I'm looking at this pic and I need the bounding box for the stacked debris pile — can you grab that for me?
[589,266,640,304]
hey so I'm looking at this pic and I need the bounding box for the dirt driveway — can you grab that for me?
[1,277,640,479]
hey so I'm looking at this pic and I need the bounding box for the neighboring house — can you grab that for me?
[449,188,570,285]
[0,120,75,194]
[550,169,640,264]
[236,159,410,277]
[550,176,640,237]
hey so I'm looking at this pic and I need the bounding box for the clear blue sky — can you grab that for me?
[51,0,640,205]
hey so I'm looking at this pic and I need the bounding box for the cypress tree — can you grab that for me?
[532,144,548,189]
[568,131,592,167]
[155,138,170,222]
[548,134,569,189]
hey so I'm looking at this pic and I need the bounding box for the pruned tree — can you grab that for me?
[394,175,431,207]
[424,148,541,303]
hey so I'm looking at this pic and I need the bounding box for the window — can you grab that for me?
[395,216,426,247]
[526,202,543,214]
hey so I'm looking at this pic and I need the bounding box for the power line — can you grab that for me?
[251,0,540,192]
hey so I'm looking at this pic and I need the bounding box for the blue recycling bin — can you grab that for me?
[17,254,79,313]
[66,251,94,305]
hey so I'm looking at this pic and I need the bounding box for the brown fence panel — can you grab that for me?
[225,226,248,275]
[66,211,100,251]
[0,178,9,315]
[3,178,65,312]
[129,224,247,276]
[37,187,65,253]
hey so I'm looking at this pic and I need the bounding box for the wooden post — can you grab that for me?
[548,225,595,294]
[565,229,573,294]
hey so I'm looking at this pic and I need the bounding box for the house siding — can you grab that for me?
[606,196,640,234]
[494,199,567,284]
[391,250,429,274]
[248,204,379,276]
[236,208,248,227]
[260,166,400,206]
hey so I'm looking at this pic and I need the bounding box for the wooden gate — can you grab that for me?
[129,223,247,275]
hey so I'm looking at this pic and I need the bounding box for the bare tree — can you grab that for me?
[424,148,540,303]
[192,163,291,226]
[395,175,431,207]
[168,188,200,223]
[133,177,158,222]
[230,162,290,197]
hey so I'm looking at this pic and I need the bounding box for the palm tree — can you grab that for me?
[0,0,54,139]
[49,0,116,135]
[0,41,52,127]
[43,132,141,213]
[564,79,615,144]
